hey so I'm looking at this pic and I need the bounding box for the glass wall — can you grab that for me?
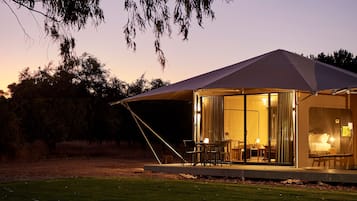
[223,96,245,161]
[221,92,295,165]
[308,107,353,157]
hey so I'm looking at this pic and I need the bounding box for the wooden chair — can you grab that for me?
[231,140,245,161]
[217,140,231,164]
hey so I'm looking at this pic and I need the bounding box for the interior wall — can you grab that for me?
[297,93,348,168]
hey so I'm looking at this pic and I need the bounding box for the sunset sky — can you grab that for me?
[1,0,357,92]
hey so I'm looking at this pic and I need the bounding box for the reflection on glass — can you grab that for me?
[308,107,353,156]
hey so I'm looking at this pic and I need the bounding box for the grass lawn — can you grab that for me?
[0,177,357,201]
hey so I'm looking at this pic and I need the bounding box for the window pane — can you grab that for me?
[224,96,244,161]
[309,107,353,156]
[246,94,269,163]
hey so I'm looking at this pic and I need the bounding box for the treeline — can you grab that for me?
[1,49,356,159]
[311,49,357,74]
[0,53,192,158]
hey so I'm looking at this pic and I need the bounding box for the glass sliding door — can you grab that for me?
[268,93,278,163]
[224,96,245,161]
[223,92,295,165]
[246,94,269,163]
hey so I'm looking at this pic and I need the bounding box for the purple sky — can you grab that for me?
[1,0,357,91]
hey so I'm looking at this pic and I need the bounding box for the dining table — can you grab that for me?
[195,142,219,166]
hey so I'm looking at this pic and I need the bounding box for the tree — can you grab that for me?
[123,0,218,66]
[150,78,170,90]
[125,74,169,97]
[0,96,23,157]
[6,0,224,67]
[75,53,110,97]
[313,49,357,74]
[0,90,7,98]
[104,77,128,102]
[126,74,149,97]
[4,0,104,60]
[7,53,116,149]
[7,51,172,148]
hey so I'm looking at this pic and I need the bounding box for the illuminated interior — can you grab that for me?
[308,107,353,156]
[199,92,295,165]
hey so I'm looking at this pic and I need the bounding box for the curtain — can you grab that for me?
[201,96,224,142]
[276,92,294,163]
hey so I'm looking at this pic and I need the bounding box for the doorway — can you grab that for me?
[223,93,295,165]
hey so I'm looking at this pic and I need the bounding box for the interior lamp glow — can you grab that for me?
[329,136,335,143]
[255,138,261,144]
[348,122,353,130]
[262,98,268,107]
[203,138,209,144]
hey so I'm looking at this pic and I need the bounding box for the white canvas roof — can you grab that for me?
[121,49,357,102]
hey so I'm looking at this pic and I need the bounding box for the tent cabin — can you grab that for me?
[117,49,357,169]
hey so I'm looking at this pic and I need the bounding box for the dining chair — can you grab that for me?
[183,140,201,165]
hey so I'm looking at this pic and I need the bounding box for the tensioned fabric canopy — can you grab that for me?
[120,49,357,102]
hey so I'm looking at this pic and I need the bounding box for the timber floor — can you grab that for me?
[144,163,357,184]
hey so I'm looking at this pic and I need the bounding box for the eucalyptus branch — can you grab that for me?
[11,0,60,22]
[3,0,31,39]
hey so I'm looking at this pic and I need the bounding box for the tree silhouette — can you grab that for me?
[7,53,113,149]
[150,78,170,90]
[0,96,23,157]
[313,49,357,74]
[3,52,172,152]
[126,74,149,97]
[5,0,226,67]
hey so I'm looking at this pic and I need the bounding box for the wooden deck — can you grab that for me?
[144,163,357,184]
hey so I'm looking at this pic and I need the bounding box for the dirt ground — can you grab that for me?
[0,157,182,182]
[2,156,357,193]
[0,141,183,182]
[1,141,357,192]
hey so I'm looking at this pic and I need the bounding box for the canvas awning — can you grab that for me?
[119,49,357,103]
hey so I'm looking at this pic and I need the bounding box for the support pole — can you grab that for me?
[121,102,186,163]
[123,102,162,164]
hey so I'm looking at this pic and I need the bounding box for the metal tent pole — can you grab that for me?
[122,102,162,164]
[122,102,186,163]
